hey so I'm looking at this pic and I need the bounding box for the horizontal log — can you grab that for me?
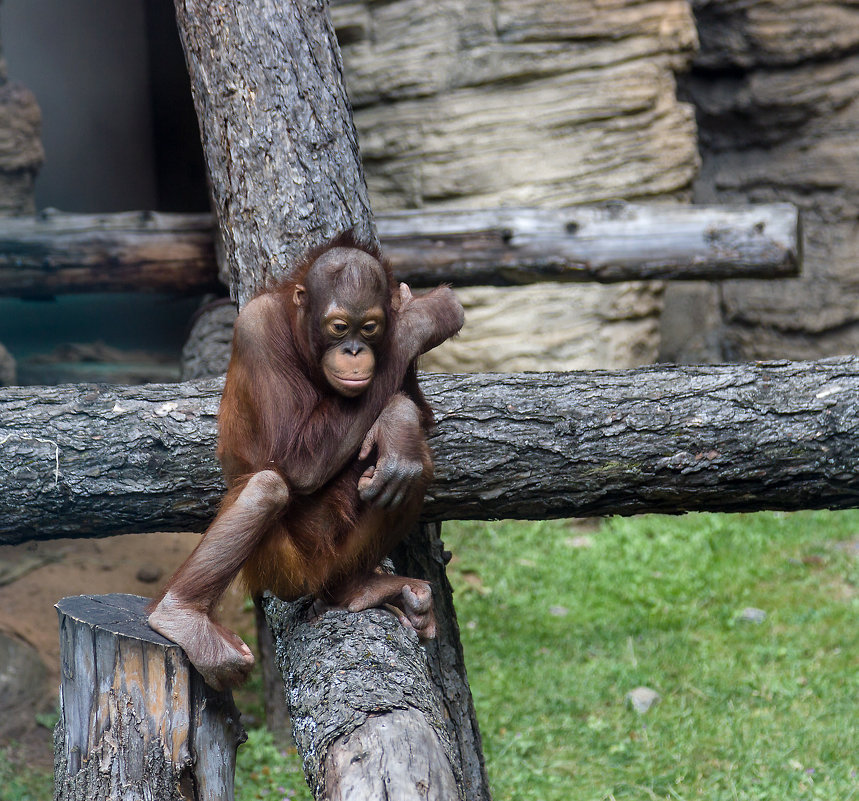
[379,203,800,285]
[1,357,857,544]
[0,203,799,296]
[0,210,220,296]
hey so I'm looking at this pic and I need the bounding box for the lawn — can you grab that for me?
[4,511,858,800]
[441,511,859,801]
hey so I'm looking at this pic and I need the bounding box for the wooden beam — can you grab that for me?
[380,203,800,285]
[0,203,799,296]
[2,357,857,544]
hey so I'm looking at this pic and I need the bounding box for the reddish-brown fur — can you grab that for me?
[148,232,464,690]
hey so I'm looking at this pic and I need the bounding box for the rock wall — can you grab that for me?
[332,0,700,371]
[0,4,36,385]
[0,2,42,217]
[676,0,859,362]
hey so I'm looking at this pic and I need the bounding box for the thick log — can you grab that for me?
[172,0,472,798]
[379,203,800,285]
[263,595,463,801]
[174,0,376,308]
[0,203,799,295]
[3,357,859,543]
[392,523,489,801]
[54,594,245,801]
[0,210,219,295]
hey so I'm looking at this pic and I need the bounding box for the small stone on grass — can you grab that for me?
[626,686,661,714]
[738,607,767,624]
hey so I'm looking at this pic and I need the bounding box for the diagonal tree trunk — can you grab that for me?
[174,0,375,307]
[172,0,486,797]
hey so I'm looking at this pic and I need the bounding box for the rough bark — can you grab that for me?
[4,357,859,543]
[262,595,462,800]
[379,203,799,285]
[173,0,376,308]
[322,709,461,801]
[54,594,246,801]
[181,299,237,381]
[172,1,478,798]
[0,203,799,295]
[392,523,490,801]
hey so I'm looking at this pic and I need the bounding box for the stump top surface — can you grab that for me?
[55,593,172,646]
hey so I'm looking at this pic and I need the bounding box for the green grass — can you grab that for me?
[5,511,859,800]
[234,727,311,801]
[442,511,859,801]
[0,747,51,801]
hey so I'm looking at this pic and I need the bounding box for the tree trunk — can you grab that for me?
[0,203,799,296]
[262,595,463,800]
[3,357,859,544]
[54,594,245,801]
[173,0,375,308]
[392,523,490,801]
[172,0,477,798]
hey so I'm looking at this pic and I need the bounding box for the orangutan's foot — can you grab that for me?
[338,573,436,640]
[148,592,254,691]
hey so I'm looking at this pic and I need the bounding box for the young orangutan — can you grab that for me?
[148,233,464,690]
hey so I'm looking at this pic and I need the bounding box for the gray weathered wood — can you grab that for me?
[263,596,463,800]
[379,203,799,285]
[323,709,463,801]
[0,203,799,295]
[4,357,859,543]
[0,210,219,295]
[54,594,245,801]
[174,0,376,308]
[392,523,489,801]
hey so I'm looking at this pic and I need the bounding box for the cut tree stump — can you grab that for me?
[54,594,245,801]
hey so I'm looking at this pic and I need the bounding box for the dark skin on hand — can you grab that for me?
[148,232,465,691]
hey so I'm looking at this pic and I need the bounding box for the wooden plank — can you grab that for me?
[0,203,799,296]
